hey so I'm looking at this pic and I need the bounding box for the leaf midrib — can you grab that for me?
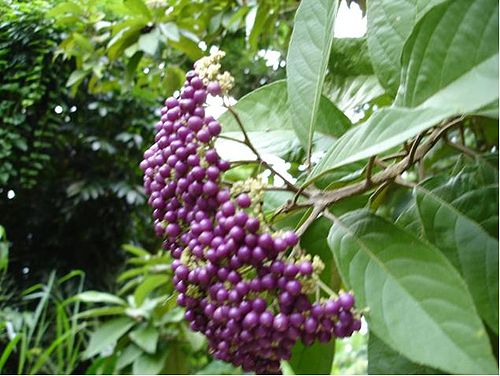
[331,214,489,372]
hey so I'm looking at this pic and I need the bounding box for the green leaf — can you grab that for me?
[218,80,350,152]
[366,0,446,96]
[182,326,206,352]
[246,4,268,51]
[300,217,339,292]
[138,28,160,55]
[368,332,439,374]
[169,35,203,61]
[132,349,168,375]
[413,180,499,334]
[0,334,21,372]
[215,130,303,163]
[309,0,499,183]
[73,291,126,305]
[66,70,88,87]
[286,0,339,158]
[163,66,185,97]
[124,0,152,19]
[75,306,126,319]
[195,360,242,375]
[122,244,150,257]
[134,275,168,306]
[47,1,84,17]
[328,210,498,374]
[158,22,180,42]
[126,51,144,83]
[129,324,159,354]
[107,22,144,61]
[290,339,335,375]
[323,75,385,113]
[396,0,499,109]
[83,317,135,359]
[116,343,142,370]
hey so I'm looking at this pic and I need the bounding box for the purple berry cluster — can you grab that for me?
[140,54,361,374]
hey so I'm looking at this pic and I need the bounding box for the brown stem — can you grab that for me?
[295,205,324,237]
[224,104,302,194]
[299,117,462,209]
[446,140,479,159]
[365,156,375,188]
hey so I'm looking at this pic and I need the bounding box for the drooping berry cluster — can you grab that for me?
[141,52,361,374]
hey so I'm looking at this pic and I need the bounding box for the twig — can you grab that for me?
[297,117,462,209]
[295,205,324,237]
[446,140,479,159]
[365,156,375,188]
[380,151,407,162]
[418,160,425,180]
[408,133,424,165]
[225,104,302,194]
[218,134,247,145]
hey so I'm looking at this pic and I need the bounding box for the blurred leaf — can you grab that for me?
[138,28,160,55]
[196,360,242,375]
[66,70,88,87]
[73,291,126,305]
[129,324,159,354]
[47,1,84,17]
[124,0,152,19]
[290,339,335,375]
[126,51,144,83]
[182,326,206,352]
[158,22,180,42]
[134,275,168,306]
[169,35,203,60]
[122,244,150,257]
[75,306,126,319]
[132,349,168,375]
[0,334,21,372]
[83,317,135,359]
[116,343,142,370]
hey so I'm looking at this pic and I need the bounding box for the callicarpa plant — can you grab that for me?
[140,51,362,374]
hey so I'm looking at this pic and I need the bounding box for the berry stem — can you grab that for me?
[224,102,304,195]
[315,277,337,298]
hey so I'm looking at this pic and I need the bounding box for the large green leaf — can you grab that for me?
[396,1,499,108]
[309,0,499,184]
[83,317,135,359]
[218,81,350,161]
[286,0,339,157]
[323,75,384,113]
[368,332,439,374]
[290,339,335,375]
[366,0,446,96]
[328,210,498,374]
[300,217,339,292]
[413,180,499,334]
[219,80,350,136]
